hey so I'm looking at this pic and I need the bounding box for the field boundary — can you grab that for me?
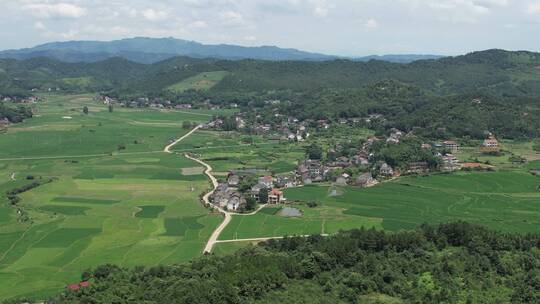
[214,234,330,244]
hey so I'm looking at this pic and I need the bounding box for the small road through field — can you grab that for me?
[214,234,330,244]
[163,125,201,153]
[183,152,231,253]
[164,125,231,253]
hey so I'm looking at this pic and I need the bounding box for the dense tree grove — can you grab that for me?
[0,102,32,123]
[21,222,538,304]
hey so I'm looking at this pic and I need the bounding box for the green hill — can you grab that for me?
[1,49,540,138]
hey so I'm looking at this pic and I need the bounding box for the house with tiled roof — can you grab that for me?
[268,189,285,204]
[443,140,460,152]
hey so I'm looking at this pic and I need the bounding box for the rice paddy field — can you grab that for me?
[0,95,226,300]
[221,163,540,240]
[173,130,305,174]
[166,71,230,93]
[282,169,540,233]
[219,204,382,240]
[1,93,539,300]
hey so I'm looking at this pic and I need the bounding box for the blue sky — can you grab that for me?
[1,0,540,56]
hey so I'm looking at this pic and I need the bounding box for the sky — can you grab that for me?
[1,0,540,56]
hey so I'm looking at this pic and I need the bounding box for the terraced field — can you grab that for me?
[0,95,225,300]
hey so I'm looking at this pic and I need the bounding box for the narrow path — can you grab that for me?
[165,125,326,253]
[183,153,231,253]
[214,234,330,244]
[164,125,201,153]
[164,125,232,253]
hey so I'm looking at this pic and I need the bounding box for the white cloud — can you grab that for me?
[22,2,86,19]
[34,21,46,30]
[314,5,328,17]
[219,10,245,26]
[42,28,79,39]
[473,0,508,7]
[141,9,168,21]
[365,18,378,28]
[309,0,330,18]
[0,0,539,55]
[190,20,207,28]
[527,2,540,14]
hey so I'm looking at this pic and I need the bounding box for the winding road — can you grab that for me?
[183,153,232,253]
[164,125,235,253]
[168,125,322,253]
[163,125,201,153]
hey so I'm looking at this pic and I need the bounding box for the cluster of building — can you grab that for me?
[295,157,384,188]
[481,134,500,153]
[66,281,90,291]
[1,95,40,103]
[99,95,240,111]
[210,173,287,212]
[291,132,503,188]
[249,116,310,142]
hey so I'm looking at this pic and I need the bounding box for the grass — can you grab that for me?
[162,216,205,237]
[34,228,102,248]
[39,205,90,216]
[135,206,165,218]
[0,94,226,158]
[166,71,229,93]
[52,197,120,205]
[0,94,228,300]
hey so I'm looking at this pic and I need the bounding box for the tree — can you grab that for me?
[259,188,269,204]
[222,116,237,131]
[246,197,257,211]
[83,106,89,115]
[533,142,540,152]
[108,104,113,113]
[306,143,323,160]
[182,121,192,129]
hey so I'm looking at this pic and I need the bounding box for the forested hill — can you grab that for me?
[1,49,539,96]
[2,49,540,139]
[0,37,337,63]
[0,37,444,63]
[15,222,540,304]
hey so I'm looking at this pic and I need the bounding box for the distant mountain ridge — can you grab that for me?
[0,37,443,64]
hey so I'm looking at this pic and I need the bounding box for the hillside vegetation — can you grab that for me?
[32,222,540,304]
[0,49,539,96]
[2,49,540,139]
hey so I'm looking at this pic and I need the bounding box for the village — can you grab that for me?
[205,112,503,213]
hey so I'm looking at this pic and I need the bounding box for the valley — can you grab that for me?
[1,93,539,300]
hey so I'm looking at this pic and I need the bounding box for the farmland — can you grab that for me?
[219,169,540,243]
[283,169,540,233]
[166,71,229,93]
[1,93,540,300]
[172,130,304,174]
[0,95,225,300]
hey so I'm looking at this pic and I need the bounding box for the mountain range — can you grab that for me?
[0,37,444,64]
